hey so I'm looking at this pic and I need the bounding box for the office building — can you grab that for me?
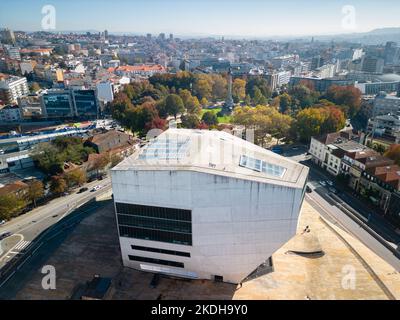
[361,56,384,74]
[41,89,74,118]
[372,92,400,116]
[111,129,309,283]
[0,28,16,45]
[367,114,400,143]
[72,89,98,118]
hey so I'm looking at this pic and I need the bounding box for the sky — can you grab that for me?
[1,0,400,38]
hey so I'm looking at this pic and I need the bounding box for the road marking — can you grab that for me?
[13,240,31,251]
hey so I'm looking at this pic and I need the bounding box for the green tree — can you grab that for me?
[252,87,268,105]
[181,114,200,129]
[164,94,185,119]
[26,180,44,207]
[201,111,218,126]
[0,194,27,220]
[278,93,292,114]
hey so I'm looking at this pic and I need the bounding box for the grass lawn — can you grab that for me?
[201,107,233,124]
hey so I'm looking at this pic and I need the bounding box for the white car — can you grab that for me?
[319,181,327,187]
[326,180,334,186]
[0,220,5,226]
[91,185,102,192]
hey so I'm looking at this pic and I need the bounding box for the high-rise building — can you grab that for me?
[362,56,384,74]
[169,33,173,41]
[158,33,166,41]
[111,129,309,284]
[104,29,109,40]
[0,28,16,45]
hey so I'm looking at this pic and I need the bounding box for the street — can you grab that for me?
[0,176,112,269]
[283,145,400,271]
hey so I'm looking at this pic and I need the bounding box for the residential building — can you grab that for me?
[111,129,309,284]
[355,81,399,95]
[0,74,29,105]
[84,130,134,154]
[309,131,361,176]
[110,64,166,78]
[265,71,291,90]
[367,114,400,144]
[17,95,44,119]
[360,165,400,210]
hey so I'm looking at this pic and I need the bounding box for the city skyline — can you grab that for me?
[1,0,400,38]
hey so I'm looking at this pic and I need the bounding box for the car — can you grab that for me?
[52,214,58,218]
[91,185,102,192]
[291,146,299,150]
[0,232,12,240]
[319,180,327,187]
[0,220,5,226]
[306,185,312,193]
[326,180,334,187]
[78,187,88,193]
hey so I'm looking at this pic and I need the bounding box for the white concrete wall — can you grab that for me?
[112,169,305,283]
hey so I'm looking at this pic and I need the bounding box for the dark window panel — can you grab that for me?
[128,255,184,268]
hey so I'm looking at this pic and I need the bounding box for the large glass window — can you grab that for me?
[118,214,191,233]
[131,245,190,257]
[119,225,192,245]
[128,255,184,268]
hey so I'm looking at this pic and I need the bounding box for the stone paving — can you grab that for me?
[15,197,400,300]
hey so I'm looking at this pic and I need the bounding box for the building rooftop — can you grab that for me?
[113,129,309,189]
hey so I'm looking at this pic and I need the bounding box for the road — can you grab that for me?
[0,176,112,269]
[283,145,400,271]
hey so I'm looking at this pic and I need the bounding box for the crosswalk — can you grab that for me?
[11,240,31,252]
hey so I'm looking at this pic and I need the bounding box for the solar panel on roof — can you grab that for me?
[239,155,286,178]
[138,137,190,160]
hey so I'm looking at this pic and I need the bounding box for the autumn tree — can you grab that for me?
[326,85,362,117]
[26,180,44,207]
[179,89,201,115]
[193,75,213,100]
[50,176,67,195]
[384,144,400,166]
[232,78,246,102]
[65,168,87,187]
[232,105,293,146]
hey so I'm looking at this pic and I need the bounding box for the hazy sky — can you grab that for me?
[1,0,400,37]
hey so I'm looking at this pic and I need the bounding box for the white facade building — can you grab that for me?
[111,129,309,284]
[0,75,29,105]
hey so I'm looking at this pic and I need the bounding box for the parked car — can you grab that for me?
[0,232,12,240]
[0,220,5,225]
[78,187,88,193]
[306,185,312,193]
[319,181,327,187]
[326,180,334,187]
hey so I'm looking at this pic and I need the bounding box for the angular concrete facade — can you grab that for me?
[111,129,309,283]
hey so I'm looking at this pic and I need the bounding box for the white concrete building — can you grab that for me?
[0,75,29,105]
[111,129,309,283]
